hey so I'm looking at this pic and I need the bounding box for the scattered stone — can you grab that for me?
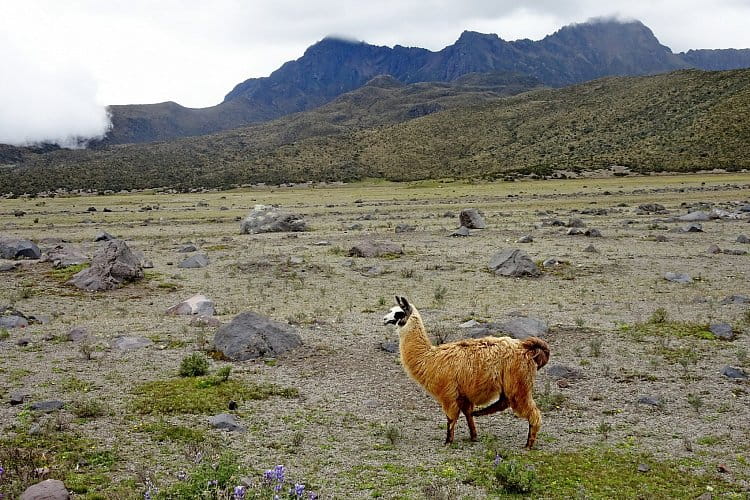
[459,319,481,328]
[542,218,565,227]
[228,400,238,410]
[584,228,602,237]
[189,315,221,328]
[93,231,115,242]
[66,327,88,342]
[678,211,710,222]
[654,235,668,242]
[717,464,731,474]
[583,244,599,253]
[360,265,386,277]
[637,396,663,407]
[10,391,27,405]
[709,323,734,340]
[459,209,486,229]
[545,364,583,380]
[707,244,721,254]
[721,365,747,379]
[0,261,21,272]
[664,272,692,284]
[17,337,31,346]
[288,256,304,265]
[379,341,399,353]
[178,253,210,269]
[736,234,750,244]
[720,295,750,305]
[30,400,65,412]
[517,235,533,243]
[0,310,29,329]
[348,241,403,258]
[166,294,215,316]
[450,226,471,237]
[214,312,302,361]
[567,217,585,228]
[68,240,144,291]
[177,244,198,253]
[313,240,331,246]
[41,244,88,268]
[637,463,651,473]
[496,316,548,339]
[488,249,541,277]
[345,223,363,231]
[395,224,416,233]
[0,236,41,260]
[682,223,703,233]
[637,203,666,213]
[542,257,562,267]
[20,479,69,500]
[111,336,153,350]
[209,413,245,432]
[13,209,26,217]
[566,228,584,236]
[723,248,747,255]
[240,205,307,234]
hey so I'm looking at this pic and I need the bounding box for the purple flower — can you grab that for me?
[273,464,286,482]
[263,469,275,482]
[494,453,502,466]
[233,485,246,499]
[309,493,318,500]
[274,483,283,492]
[207,479,218,488]
[176,470,187,481]
[292,483,305,497]
[143,491,151,500]
[0,465,4,476]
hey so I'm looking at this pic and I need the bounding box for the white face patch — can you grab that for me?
[383,305,405,325]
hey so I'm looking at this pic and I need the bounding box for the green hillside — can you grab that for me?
[1,69,748,194]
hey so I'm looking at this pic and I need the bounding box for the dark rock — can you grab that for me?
[68,240,144,291]
[345,223,363,231]
[517,235,533,243]
[111,336,153,350]
[214,312,302,361]
[228,400,238,410]
[721,365,747,379]
[395,224,416,233]
[459,209,486,229]
[707,244,722,254]
[488,249,540,277]
[637,396,663,407]
[209,413,245,432]
[0,236,41,260]
[682,223,703,232]
[348,241,403,258]
[678,211,710,222]
[736,234,750,244]
[566,227,584,236]
[177,244,198,253]
[30,400,65,412]
[637,203,666,213]
[720,295,750,305]
[379,341,399,353]
[93,231,115,242]
[240,205,307,234]
[584,228,602,237]
[86,206,97,212]
[542,218,565,227]
[723,248,747,255]
[66,327,88,342]
[41,244,88,268]
[545,364,582,380]
[16,337,31,346]
[10,391,27,405]
[166,294,215,316]
[583,244,599,253]
[664,272,692,284]
[567,217,585,228]
[450,226,471,237]
[709,323,734,340]
[496,316,548,339]
[13,210,26,217]
[178,253,210,269]
[0,261,21,271]
[20,479,69,500]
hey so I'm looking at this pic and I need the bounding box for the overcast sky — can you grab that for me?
[2,0,750,146]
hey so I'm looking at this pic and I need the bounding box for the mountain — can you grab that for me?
[3,68,748,194]
[94,19,750,146]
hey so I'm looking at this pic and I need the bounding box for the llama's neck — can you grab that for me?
[399,308,433,382]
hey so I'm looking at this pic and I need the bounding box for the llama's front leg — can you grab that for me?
[443,404,460,444]
[522,402,542,449]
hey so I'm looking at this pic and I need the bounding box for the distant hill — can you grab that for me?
[93,19,750,146]
[2,68,748,194]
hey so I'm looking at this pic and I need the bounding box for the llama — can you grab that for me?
[383,296,549,448]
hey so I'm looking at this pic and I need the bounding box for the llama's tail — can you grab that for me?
[521,337,550,369]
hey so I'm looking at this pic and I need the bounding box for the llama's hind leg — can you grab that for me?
[458,397,478,442]
[510,396,542,449]
[473,394,509,417]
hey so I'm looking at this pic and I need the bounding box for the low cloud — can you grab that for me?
[0,39,110,148]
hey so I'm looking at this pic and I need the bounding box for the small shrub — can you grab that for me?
[179,353,209,377]
[216,366,232,383]
[72,399,106,419]
[687,393,703,412]
[0,328,9,340]
[597,420,612,440]
[649,308,669,324]
[385,424,401,447]
[494,458,536,494]
[589,337,604,357]
[433,284,448,307]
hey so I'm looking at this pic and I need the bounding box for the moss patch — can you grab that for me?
[131,377,298,415]
[48,263,90,283]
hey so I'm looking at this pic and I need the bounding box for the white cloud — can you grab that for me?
[0,38,110,147]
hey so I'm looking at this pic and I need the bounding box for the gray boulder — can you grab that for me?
[567,217,585,228]
[1,306,30,329]
[710,323,734,340]
[664,272,692,284]
[720,295,750,305]
[517,235,533,243]
[459,209,486,229]
[209,413,245,432]
[111,336,153,350]
[67,240,143,291]
[678,211,710,222]
[488,249,541,277]
[166,294,215,316]
[240,205,307,234]
[546,364,583,380]
[682,223,703,233]
[0,236,41,260]
[20,479,69,500]
[66,326,88,342]
[214,312,302,361]
[585,228,602,237]
[450,226,471,237]
[395,224,416,233]
[348,241,403,258]
[0,261,21,271]
[736,234,750,244]
[637,203,666,213]
[178,253,210,269]
[721,365,748,379]
[497,316,548,339]
[31,400,65,412]
[93,231,116,242]
[41,244,88,268]
[637,396,663,407]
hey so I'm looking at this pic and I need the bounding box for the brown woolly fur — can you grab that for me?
[393,296,550,448]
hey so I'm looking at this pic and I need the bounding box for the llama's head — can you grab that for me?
[383,296,412,326]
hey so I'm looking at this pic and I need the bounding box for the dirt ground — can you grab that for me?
[1,173,749,498]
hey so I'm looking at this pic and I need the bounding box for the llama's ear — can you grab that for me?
[399,296,411,312]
